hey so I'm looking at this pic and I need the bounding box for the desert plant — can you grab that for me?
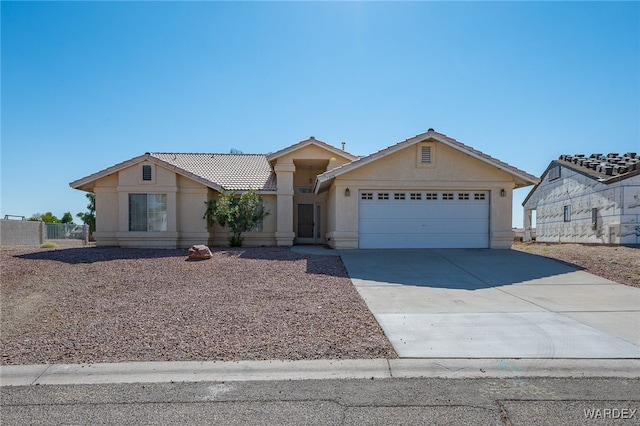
[204,189,268,247]
[40,242,58,249]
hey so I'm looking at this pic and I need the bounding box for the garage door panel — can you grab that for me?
[360,217,487,234]
[359,232,488,249]
[359,191,489,249]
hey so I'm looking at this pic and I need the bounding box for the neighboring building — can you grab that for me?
[70,129,538,249]
[523,153,640,244]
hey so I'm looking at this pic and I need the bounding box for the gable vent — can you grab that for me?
[142,165,152,181]
[421,146,432,164]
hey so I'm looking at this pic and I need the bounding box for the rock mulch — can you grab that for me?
[1,247,397,366]
[512,241,639,288]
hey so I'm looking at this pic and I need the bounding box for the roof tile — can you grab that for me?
[558,153,639,180]
[150,153,276,191]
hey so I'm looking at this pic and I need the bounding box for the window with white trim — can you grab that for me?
[458,193,470,200]
[394,193,406,200]
[563,205,571,222]
[425,193,438,200]
[410,193,422,200]
[361,192,373,200]
[129,194,167,231]
[377,193,390,200]
[442,193,454,200]
[474,193,486,200]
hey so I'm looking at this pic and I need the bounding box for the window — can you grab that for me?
[563,205,571,222]
[377,193,389,200]
[474,193,486,201]
[458,193,470,200]
[394,193,406,200]
[410,193,422,200]
[129,194,167,231]
[361,192,373,200]
[549,166,561,181]
[142,165,152,181]
[425,193,438,200]
[442,193,454,200]
[420,146,432,164]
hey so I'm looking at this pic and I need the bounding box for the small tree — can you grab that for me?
[29,212,60,223]
[76,193,96,234]
[60,212,74,224]
[204,189,268,247]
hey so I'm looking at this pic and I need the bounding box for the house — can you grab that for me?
[70,129,538,249]
[523,153,640,244]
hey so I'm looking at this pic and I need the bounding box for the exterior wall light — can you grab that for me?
[345,188,351,197]
[500,189,506,197]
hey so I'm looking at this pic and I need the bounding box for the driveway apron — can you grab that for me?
[339,249,640,358]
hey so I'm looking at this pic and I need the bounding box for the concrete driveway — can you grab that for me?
[339,249,640,359]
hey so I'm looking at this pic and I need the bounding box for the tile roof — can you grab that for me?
[150,153,276,191]
[557,152,640,182]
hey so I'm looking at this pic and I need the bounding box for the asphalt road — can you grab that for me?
[3,377,639,425]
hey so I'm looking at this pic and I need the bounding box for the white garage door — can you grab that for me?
[359,191,489,249]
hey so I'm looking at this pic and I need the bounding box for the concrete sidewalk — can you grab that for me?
[2,358,640,386]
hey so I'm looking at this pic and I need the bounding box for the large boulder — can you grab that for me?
[188,245,213,260]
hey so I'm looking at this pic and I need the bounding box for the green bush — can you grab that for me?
[204,189,269,247]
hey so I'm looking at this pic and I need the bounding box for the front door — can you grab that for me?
[296,203,318,244]
[297,203,315,243]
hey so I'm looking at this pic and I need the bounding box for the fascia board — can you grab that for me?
[70,154,228,194]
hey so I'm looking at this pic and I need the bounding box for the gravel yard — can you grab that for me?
[3,243,637,366]
[512,241,640,288]
[1,247,397,366]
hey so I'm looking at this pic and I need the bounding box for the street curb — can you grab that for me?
[2,358,639,386]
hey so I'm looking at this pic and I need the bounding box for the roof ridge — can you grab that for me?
[150,152,266,156]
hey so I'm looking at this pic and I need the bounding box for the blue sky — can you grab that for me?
[2,1,639,227]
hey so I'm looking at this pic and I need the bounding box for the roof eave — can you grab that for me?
[266,138,358,163]
[69,154,229,194]
[314,131,539,187]
[69,154,151,190]
[432,134,539,186]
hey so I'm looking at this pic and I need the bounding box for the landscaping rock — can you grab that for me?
[187,244,213,260]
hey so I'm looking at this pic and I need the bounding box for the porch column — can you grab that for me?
[274,162,296,246]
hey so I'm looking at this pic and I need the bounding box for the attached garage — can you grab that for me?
[358,190,490,249]
[315,129,539,249]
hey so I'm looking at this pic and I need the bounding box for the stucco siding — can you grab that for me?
[344,142,515,184]
[326,182,359,249]
[176,175,209,247]
[524,167,640,244]
[330,141,517,248]
[93,174,119,246]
